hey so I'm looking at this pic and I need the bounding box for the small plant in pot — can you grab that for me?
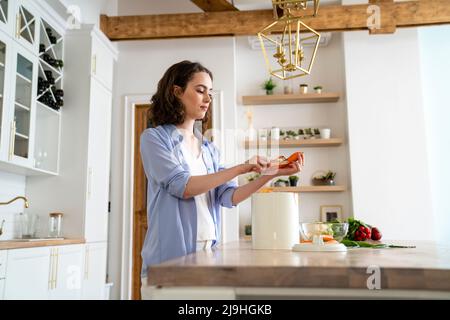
[262,78,277,95]
[314,86,323,94]
[273,179,289,187]
[298,128,305,139]
[312,170,336,186]
[304,128,313,139]
[286,130,296,140]
[289,175,299,187]
[313,128,320,139]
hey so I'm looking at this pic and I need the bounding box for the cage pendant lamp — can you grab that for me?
[258,0,321,80]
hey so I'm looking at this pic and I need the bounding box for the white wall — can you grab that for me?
[235,33,353,235]
[117,0,201,15]
[59,0,118,26]
[418,25,450,243]
[0,172,26,240]
[343,28,434,241]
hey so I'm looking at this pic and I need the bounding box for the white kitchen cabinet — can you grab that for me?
[2,244,85,300]
[0,1,64,175]
[91,37,114,91]
[26,26,116,300]
[8,40,38,167]
[0,0,13,37]
[48,244,83,300]
[85,79,112,242]
[0,250,5,300]
[0,279,4,300]
[0,29,12,162]
[13,0,39,54]
[3,247,50,299]
[82,242,107,300]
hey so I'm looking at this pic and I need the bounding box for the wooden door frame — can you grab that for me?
[120,94,151,300]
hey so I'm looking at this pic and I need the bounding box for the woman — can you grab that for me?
[140,60,303,286]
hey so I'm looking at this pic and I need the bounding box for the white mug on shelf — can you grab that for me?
[320,128,331,139]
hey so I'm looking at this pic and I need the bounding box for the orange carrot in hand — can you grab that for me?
[278,151,304,168]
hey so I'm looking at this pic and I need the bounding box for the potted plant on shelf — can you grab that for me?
[312,170,336,186]
[286,130,296,140]
[298,129,305,139]
[304,128,313,139]
[262,78,277,95]
[280,129,286,139]
[273,179,290,187]
[314,86,323,94]
[313,128,320,138]
[299,84,308,94]
[288,175,299,187]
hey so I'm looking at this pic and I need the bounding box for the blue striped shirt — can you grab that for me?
[140,124,237,276]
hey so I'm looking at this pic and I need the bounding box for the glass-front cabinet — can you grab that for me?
[0,0,12,34]
[14,0,39,54]
[0,28,12,162]
[0,1,62,175]
[10,44,37,167]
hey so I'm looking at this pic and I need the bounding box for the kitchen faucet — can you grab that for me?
[0,196,29,208]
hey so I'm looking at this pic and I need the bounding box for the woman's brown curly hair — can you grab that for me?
[149,60,213,128]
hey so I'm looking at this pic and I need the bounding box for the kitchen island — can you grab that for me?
[143,239,450,299]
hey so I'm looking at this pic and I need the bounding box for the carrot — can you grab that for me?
[279,152,303,168]
[322,235,334,242]
[325,240,339,245]
[300,239,312,243]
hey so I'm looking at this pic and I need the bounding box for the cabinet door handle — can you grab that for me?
[84,246,89,280]
[9,121,16,160]
[16,13,21,38]
[54,248,59,289]
[87,167,93,199]
[92,54,97,75]
[48,249,54,290]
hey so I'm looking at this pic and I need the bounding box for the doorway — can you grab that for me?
[131,104,213,299]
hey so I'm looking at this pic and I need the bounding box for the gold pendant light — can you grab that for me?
[258,0,321,80]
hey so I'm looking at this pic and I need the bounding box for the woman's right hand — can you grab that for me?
[239,156,269,174]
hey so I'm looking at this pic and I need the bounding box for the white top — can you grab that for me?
[180,141,216,241]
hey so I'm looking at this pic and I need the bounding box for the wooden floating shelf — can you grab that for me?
[242,93,340,105]
[245,138,343,148]
[260,186,346,193]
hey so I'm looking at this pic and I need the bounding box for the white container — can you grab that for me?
[320,128,331,139]
[251,193,299,250]
[48,213,63,238]
[270,127,280,140]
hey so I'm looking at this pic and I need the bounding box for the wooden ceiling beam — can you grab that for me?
[100,0,450,41]
[190,0,238,12]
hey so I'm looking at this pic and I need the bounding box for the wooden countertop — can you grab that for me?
[0,238,85,250]
[148,239,450,292]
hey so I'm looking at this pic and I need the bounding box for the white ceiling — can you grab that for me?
[115,0,343,16]
[232,0,342,11]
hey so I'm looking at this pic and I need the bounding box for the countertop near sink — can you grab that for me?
[0,238,85,250]
[147,239,450,293]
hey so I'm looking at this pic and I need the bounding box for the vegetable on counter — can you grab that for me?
[343,218,415,248]
[341,239,416,249]
[345,218,380,241]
